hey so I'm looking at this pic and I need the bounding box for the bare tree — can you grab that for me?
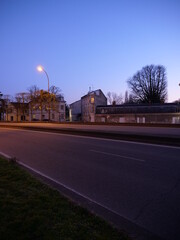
[15,92,29,121]
[124,91,135,104]
[2,95,12,121]
[27,85,40,120]
[107,92,123,105]
[49,86,62,115]
[127,65,167,103]
[0,92,3,120]
[124,90,129,104]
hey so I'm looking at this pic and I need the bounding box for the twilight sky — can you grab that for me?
[0,0,180,104]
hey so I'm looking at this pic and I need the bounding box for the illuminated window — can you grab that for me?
[91,97,94,103]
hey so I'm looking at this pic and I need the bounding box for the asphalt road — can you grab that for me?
[0,127,180,240]
[1,122,180,138]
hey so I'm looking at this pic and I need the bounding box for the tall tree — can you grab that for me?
[127,65,167,103]
[15,92,29,121]
[124,91,135,104]
[49,86,62,113]
[2,95,11,121]
[27,85,40,120]
[107,92,123,105]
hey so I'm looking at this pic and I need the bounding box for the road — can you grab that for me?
[0,127,180,240]
[0,122,180,138]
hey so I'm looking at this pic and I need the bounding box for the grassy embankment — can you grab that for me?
[0,157,130,240]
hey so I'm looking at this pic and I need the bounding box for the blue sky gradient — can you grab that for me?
[0,0,180,104]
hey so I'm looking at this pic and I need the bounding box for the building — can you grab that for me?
[29,95,66,122]
[69,89,107,122]
[69,100,81,122]
[81,89,107,122]
[6,102,29,122]
[4,95,66,122]
[95,103,180,124]
[69,89,180,124]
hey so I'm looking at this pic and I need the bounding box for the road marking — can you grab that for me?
[90,149,145,162]
[1,126,180,150]
[17,161,129,220]
[0,151,12,159]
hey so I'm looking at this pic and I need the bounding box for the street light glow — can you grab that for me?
[36,65,50,93]
[37,65,43,72]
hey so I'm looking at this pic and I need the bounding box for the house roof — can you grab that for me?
[10,102,29,107]
[96,103,180,114]
[81,89,107,100]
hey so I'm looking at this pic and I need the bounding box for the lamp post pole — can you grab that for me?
[37,65,50,121]
[37,65,49,93]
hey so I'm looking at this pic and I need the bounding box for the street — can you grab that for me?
[1,122,180,138]
[0,127,180,240]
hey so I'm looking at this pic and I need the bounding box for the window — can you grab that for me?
[52,113,55,119]
[61,105,64,110]
[91,97,94,103]
[8,108,13,113]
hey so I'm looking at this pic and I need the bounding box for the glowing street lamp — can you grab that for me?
[36,65,51,121]
[37,65,49,93]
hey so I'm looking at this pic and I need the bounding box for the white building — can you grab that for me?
[5,95,66,122]
[29,95,66,122]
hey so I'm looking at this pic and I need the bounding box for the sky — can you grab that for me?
[0,0,180,104]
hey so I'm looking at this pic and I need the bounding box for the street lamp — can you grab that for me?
[37,65,50,121]
[37,65,49,93]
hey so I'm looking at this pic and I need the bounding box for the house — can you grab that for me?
[69,100,81,122]
[6,102,29,122]
[69,89,180,124]
[81,89,107,122]
[69,89,107,122]
[29,95,66,122]
[5,94,66,122]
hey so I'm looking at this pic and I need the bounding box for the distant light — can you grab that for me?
[37,65,43,72]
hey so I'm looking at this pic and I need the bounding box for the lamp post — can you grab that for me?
[37,65,50,121]
[37,65,49,93]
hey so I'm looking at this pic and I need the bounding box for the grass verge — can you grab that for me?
[0,157,130,240]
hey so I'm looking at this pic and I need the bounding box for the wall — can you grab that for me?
[95,113,180,124]
[81,90,107,122]
[69,100,81,121]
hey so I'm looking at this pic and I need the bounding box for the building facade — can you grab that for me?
[29,96,66,122]
[6,102,29,122]
[81,89,107,122]
[95,103,180,124]
[69,89,180,124]
[69,100,81,122]
[5,96,66,122]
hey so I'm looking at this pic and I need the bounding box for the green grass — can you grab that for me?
[0,157,130,240]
